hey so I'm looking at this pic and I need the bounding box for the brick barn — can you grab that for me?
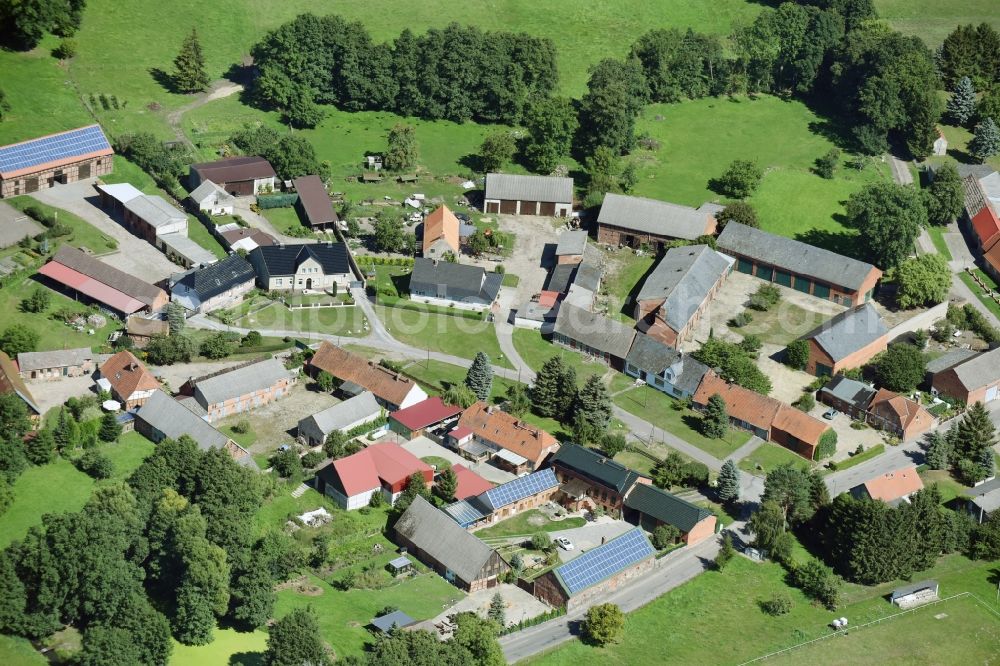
[189,156,276,196]
[483,173,573,217]
[596,193,721,250]
[799,303,888,377]
[0,124,113,198]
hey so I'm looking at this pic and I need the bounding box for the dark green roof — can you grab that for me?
[624,483,713,533]
[551,445,643,494]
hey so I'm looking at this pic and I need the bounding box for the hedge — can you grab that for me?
[257,193,300,209]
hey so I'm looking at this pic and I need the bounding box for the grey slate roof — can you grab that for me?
[597,193,722,240]
[193,358,291,406]
[159,233,218,267]
[124,195,186,229]
[948,346,1000,390]
[484,173,573,203]
[819,375,876,409]
[371,610,415,633]
[409,258,502,305]
[188,180,234,206]
[626,333,680,375]
[717,223,879,291]
[545,264,577,294]
[556,230,588,256]
[968,477,1000,514]
[299,391,381,436]
[925,349,980,375]
[551,444,644,495]
[575,257,603,292]
[554,304,636,359]
[624,482,713,533]
[250,243,351,277]
[171,254,255,302]
[394,495,500,586]
[636,245,733,332]
[803,303,887,363]
[17,347,94,372]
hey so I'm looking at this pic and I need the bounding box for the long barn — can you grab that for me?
[0,125,113,198]
[483,173,573,217]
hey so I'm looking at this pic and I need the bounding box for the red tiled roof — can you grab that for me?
[331,443,432,497]
[860,466,924,503]
[310,342,422,407]
[870,389,932,433]
[971,206,1000,251]
[39,261,146,314]
[390,397,462,431]
[99,351,159,400]
[422,205,460,255]
[772,405,829,447]
[984,242,1000,276]
[452,463,495,500]
[693,371,781,433]
[457,402,559,466]
[538,291,559,307]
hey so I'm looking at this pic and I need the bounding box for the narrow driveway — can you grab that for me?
[167,80,243,149]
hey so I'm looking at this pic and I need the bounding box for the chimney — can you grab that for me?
[486,405,495,414]
[601,536,607,546]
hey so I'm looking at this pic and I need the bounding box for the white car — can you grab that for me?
[554,537,574,551]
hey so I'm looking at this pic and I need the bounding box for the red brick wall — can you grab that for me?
[806,335,887,376]
[683,515,717,545]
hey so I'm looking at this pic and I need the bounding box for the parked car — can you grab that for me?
[823,408,838,420]
[554,537,574,551]
[455,213,471,223]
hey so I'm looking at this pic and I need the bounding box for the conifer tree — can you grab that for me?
[435,467,458,503]
[99,411,122,442]
[945,76,977,126]
[572,375,612,430]
[531,356,577,419]
[488,592,506,625]
[24,429,55,465]
[464,351,494,402]
[52,408,75,455]
[970,118,1000,163]
[923,431,952,470]
[172,28,210,93]
[702,393,729,438]
[954,402,997,459]
[717,459,741,503]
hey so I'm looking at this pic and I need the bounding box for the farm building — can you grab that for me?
[97,351,160,410]
[624,334,709,399]
[38,246,169,316]
[555,230,588,264]
[717,223,882,307]
[532,528,656,612]
[388,396,462,440]
[247,242,353,292]
[962,174,1000,280]
[421,205,460,258]
[634,244,733,348]
[315,442,432,510]
[393,496,510,591]
[293,175,338,230]
[454,402,560,472]
[125,317,169,348]
[450,464,495,502]
[550,445,647,516]
[308,342,427,410]
[623,483,717,546]
[17,348,96,380]
[596,193,720,249]
[218,224,276,253]
[799,303,888,376]
[693,370,830,459]
[483,173,573,217]
[182,357,294,422]
[890,580,939,608]
[169,254,256,313]
[867,389,934,441]
[931,346,1000,405]
[553,304,636,368]
[966,478,1000,524]
[189,156,276,196]
[408,258,502,311]
[849,466,924,506]
[443,468,561,528]
[0,124,113,198]
[0,351,40,417]
[188,180,235,216]
[297,391,382,446]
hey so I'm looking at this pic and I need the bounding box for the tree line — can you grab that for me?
[249,14,558,127]
[0,0,86,50]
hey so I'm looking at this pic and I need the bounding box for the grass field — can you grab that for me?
[738,299,835,347]
[234,302,368,337]
[261,206,306,237]
[0,635,46,666]
[170,627,267,666]
[5,196,119,255]
[959,270,1000,320]
[474,509,587,540]
[613,386,751,459]
[827,443,886,474]
[739,441,811,475]
[376,305,512,368]
[876,0,1000,48]
[512,329,613,389]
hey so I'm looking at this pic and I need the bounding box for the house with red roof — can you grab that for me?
[962,175,1000,280]
[849,466,924,506]
[314,443,433,510]
[388,397,462,440]
[451,463,495,501]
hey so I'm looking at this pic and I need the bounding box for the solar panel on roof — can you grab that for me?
[555,529,654,596]
[481,468,558,510]
[444,500,486,526]
[0,125,111,175]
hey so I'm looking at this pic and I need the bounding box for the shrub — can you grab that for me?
[760,593,792,616]
[74,450,114,479]
[785,339,810,370]
[232,419,252,434]
[729,311,753,328]
[794,393,816,412]
[747,284,781,311]
[301,451,324,468]
[530,532,551,551]
[53,38,78,59]
[652,524,680,549]
[814,429,838,460]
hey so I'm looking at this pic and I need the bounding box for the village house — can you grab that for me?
[248,242,353,293]
[443,468,561,528]
[188,180,235,216]
[16,348,96,380]
[421,205,460,258]
[552,304,636,368]
[693,370,831,459]
[169,254,256,314]
[623,482,717,546]
[297,391,383,447]
[531,528,655,613]
[387,396,463,440]
[393,496,510,591]
[799,302,888,376]
[97,351,160,409]
[483,173,573,217]
[39,246,169,316]
[293,175,338,230]
[454,402,560,473]
[135,389,258,470]
[634,244,733,348]
[555,229,588,265]
[717,223,882,307]
[0,124,113,198]
[315,442,432,509]
[550,444,648,516]
[961,174,1000,281]
[624,334,710,399]
[931,346,1000,405]
[849,466,925,506]
[0,351,41,418]
[218,224,276,253]
[125,317,169,349]
[182,357,294,422]
[189,156,276,196]
[867,389,935,441]
[308,342,427,410]
[407,258,503,311]
[596,193,720,250]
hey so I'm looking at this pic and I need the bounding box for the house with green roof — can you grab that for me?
[550,444,647,517]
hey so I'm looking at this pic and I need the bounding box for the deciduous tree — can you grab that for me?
[0,324,39,356]
[479,132,517,173]
[385,123,418,172]
[714,160,762,199]
[844,182,926,269]
[576,58,649,157]
[522,97,578,173]
[715,201,758,230]
[874,343,926,393]
[264,607,331,666]
[583,603,624,646]
[893,254,951,308]
[923,162,965,226]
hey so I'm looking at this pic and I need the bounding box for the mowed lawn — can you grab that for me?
[235,302,368,337]
[512,329,612,389]
[170,627,267,666]
[739,441,812,475]
[876,0,1000,47]
[0,634,46,666]
[475,509,587,540]
[376,305,512,368]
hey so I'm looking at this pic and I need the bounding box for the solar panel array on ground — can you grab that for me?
[554,528,655,596]
[0,125,111,175]
[480,468,558,510]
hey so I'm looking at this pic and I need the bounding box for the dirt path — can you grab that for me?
[166,80,243,149]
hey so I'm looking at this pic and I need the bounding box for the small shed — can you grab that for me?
[371,610,416,634]
[387,555,414,576]
[889,580,939,608]
[361,172,383,183]
[398,173,417,183]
